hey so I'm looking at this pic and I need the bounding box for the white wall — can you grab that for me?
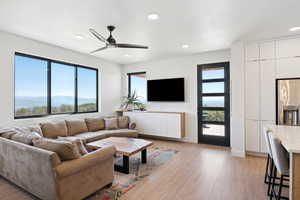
[121,50,230,143]
[230,41,246,157]
[0,31,122,127]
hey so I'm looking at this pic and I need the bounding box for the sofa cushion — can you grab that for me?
[11,130,41,145]
[57,136,88,155]
[118,116,129,129]
[104,117,118,130]
[72,131,107,143]
[0,128,17,139]
[85,117,105,132]
[33,138,82,161]
[27,125,43,136]
[40,121,68,139]
[101,129,138,138]
[65,120,89,136]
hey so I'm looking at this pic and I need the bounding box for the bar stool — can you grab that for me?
[263,128,275,196]
[268,133,289,200]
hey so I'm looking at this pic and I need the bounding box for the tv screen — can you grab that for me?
[147,78,184,101]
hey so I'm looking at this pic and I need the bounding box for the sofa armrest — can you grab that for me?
[55,145,116,178]
[129,122,136,130]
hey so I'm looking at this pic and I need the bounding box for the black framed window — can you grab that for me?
[127,72,147,102]
[14,52,98,119]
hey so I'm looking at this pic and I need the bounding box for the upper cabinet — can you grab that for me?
[245,41,276,62]
[245,43,259,62]
[276,38,300,58]
[245,61,260,120]
[260,42,276,60]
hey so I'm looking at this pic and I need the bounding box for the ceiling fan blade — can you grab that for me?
[90,46,108,53]
[89,28,109,44]
[115,43,148,49]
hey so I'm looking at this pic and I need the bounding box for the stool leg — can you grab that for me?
[271,167,277,200]
[265,154,270,184]
[267,159,274,196]
[277,175,284,200]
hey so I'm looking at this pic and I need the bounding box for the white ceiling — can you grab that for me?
[0,0,300,64]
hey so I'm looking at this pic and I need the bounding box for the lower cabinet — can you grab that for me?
[246,120,260,152]
[123,111,185,139]
[246,119,275,153]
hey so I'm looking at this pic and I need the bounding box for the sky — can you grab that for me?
[15,55,97,99]
[130,75,147,102]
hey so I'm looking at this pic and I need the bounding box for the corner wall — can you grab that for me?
[121,50,230,143]
[0,31,122,127]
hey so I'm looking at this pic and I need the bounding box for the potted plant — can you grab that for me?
[120,90,145,111]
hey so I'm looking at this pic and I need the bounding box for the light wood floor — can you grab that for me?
[0,140,268,200]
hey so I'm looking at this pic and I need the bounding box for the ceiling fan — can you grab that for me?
[89,25,149,53]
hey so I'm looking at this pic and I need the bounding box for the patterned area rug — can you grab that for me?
[85,146,178,200]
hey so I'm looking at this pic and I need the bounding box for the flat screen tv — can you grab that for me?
[147,78,184,101]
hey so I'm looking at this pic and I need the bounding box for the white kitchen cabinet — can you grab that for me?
[260,120,275,153]
[260,60,276,121]
[245,61,260,120]
[277,57,300,78]
[123,111,185,139]
[246,120,260,152]
[276,38,300,58]
[260,41,276,60]
[245,43,260,62]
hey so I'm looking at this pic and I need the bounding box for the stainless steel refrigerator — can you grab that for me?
[277,78,300,125]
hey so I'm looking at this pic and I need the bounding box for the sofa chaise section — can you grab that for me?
[0,137,116,200]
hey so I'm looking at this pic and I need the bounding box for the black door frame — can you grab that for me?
[197,62,230,146]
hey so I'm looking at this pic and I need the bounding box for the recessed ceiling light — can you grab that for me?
[289,27,300,32]
[147,13,159,21]
[124,54,132,57]
[182,44,189,49]
[75,34,84,39]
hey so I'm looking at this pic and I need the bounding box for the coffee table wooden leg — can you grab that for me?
[142,149,147,163]
[114,155,129,174]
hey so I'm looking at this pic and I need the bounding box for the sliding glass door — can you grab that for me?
[197,62,230,146]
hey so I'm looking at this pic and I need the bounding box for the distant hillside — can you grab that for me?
[15,96,96,108]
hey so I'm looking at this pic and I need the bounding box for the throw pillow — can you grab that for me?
[104,117,118,130]
[85,117,105,132]
[129,122,136,130]
[11,131,41,145]
[1,130,17,139]
[33,138,82,161]
[57,136,88,155]
[118,116,129,129]
[65,120,89,136]
[40,121,68,139]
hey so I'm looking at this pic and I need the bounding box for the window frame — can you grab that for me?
[14,52,99,119]
[127,72,146,97]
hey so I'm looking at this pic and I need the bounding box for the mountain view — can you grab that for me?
[15,96,97,116]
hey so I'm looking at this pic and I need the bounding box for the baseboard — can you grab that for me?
[231,149,246,157]
[138,134,184,142]
[246,151,267,157]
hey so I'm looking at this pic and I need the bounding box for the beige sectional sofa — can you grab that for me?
[0,116,138,200]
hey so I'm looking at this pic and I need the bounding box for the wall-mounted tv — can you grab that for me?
[147,78,184,101]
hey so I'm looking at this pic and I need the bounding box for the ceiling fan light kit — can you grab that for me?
[89,25,149,53]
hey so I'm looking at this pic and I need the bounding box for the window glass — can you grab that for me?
[130,73,147,103]
[202,110,224,122]
[202,124,225,136]
[15,55,48,117]
[51,63,75,113]
[78,67,97,112]
[202,68,224,80]
[202,96,224,107]
[202,82,224,94]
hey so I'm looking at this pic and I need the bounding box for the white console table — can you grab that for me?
[123,111,185,139]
